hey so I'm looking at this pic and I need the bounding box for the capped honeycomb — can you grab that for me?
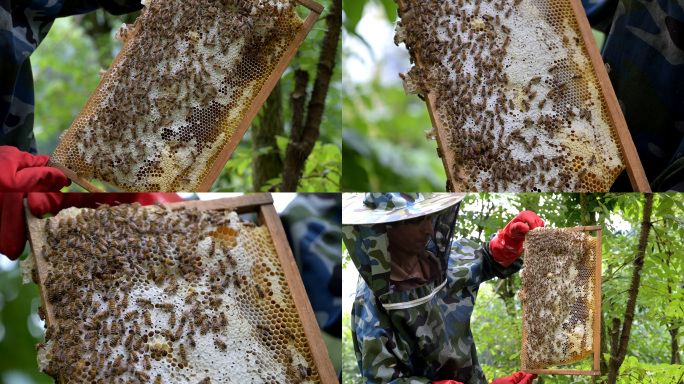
[26,203,319,383]
[51,0,304,191]
[394,0,625,192]
[518,227,597,369]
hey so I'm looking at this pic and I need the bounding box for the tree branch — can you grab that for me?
[281,0,341,191]
[607,193,654,384]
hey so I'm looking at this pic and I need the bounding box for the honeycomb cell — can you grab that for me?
[30,202,319,383]
[395,0,625,191]
[51,0,304,192]
[519,227,597,369]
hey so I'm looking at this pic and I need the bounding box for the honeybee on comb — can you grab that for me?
[25,201,321,383]
[394,0,627,192]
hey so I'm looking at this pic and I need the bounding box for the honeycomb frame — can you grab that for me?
[23,193,337,383]
[394,0,649,192]
[48,0,324,192]
[519,225,602,376]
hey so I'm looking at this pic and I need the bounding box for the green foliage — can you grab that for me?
[599,356,684,383]
[342,78,446,191]
[0,255,53,384]
[342,310,364,384]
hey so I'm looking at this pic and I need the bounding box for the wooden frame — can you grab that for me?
[48,0,324,193]
[522,225,602,376]
[397,0,649,192]
[24,193,337,383]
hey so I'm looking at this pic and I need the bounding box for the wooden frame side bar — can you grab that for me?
[197,3,323,191]
[522,226,602,376]
[47,159,104,192]
[569,0,650,192]
[258,203,338,384]
[23,200,68,383]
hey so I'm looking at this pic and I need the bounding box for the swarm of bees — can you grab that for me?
[394,0,626,191]
[29,202,318,383]
[51,0,304,191]
[518,227,597,369]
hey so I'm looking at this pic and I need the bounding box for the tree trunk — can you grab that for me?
[281,0,341,191]
[252,80,284,191]
[670,327,682,365]
[606,193,654,384]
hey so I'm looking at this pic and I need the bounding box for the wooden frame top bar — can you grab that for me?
[522,226,602,376]
[24,193,337,383]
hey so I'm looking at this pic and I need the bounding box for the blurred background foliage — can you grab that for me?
[341,193,684,383]
[341,0,606,192]
[32,2,340,192]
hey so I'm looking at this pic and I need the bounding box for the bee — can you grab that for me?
[538,99,547,109]
[180,344,187,364]
[214,336,227,350]
[144,355,152,371]
[160,303,175,311]
[125,334,135,349]
[169,313,177,328]
[164,257,174,266]
[188,333,196,348]
[143,311,152,326]
[588,155,596,166]
[124,310,138,321]
[114,354,124,367]
[198,378,210,384]
[209,297,223,309]
[154,374,162,384]
[137,371,150,381]
[103,274,116,280]
[180,311,189,326]
[200,323,211,335]
[578,168,588,178]
[283,327,295,340]
[219,312,228,327]
[255,284,265,299]
[528,91,537,100]
[191,303,201,316]
[195,313,208,325]
[218,260,226,275]
[501,25,511,34]
[136,298,152,308]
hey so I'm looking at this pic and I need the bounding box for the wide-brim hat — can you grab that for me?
[342,193,466,225]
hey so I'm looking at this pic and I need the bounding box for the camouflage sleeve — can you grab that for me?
[450,237,522,284]
[280,193,342,337]
[57,0,143,17]
[351,285,432,384]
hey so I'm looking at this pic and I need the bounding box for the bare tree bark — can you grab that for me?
[606,193,654,384]
[281,0,341,191]
[670,327,682,365]
[252,80,284,191]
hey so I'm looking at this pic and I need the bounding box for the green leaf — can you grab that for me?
[343,0,368,34]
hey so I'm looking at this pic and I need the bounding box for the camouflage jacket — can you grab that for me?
[350,237,522,384]
[280,193,342,337]
[581,0,684,191]
[0,0,142,154]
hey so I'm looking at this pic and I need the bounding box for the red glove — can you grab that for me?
[433,381,464,384]
[489,372,538,384]
[489,211,545,267]
[0,193,183,260]
[0,146,70,192]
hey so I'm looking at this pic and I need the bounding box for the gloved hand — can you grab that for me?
[433,381,464,384]
[0,193,183,260]
[489,372,538,384]
[489,211,545,267]
[0,146,70,192]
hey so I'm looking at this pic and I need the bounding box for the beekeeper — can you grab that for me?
[342,193,544,384]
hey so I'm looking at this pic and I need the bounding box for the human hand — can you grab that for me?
[489,211,545,267]
[489,371,537,384]
[0,193,183,260]
[0,146,70,192]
